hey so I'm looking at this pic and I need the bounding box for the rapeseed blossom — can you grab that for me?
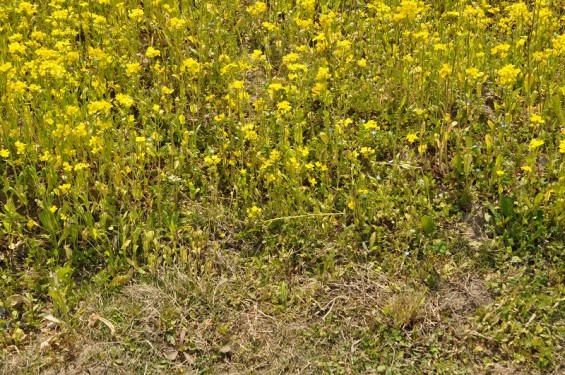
[406,133,418,143]
[465,67,484,80]
[497,64,521,86]
[15,141,26,155]
[529,139,544,151]
[247,2,267,16]
[530,114,545,125]
[146,46,161,58]
[1,3,565,345]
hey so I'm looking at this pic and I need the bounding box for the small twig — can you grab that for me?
[321,295,347,320]
[467,329,496,342]
[144,339,156,352]
[262,212,345,224]
[255,306,277,321]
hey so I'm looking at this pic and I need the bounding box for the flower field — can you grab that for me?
[1,0,564,373]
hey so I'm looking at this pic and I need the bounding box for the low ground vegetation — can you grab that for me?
[1,0,564,373]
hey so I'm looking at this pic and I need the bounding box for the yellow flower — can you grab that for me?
[336,40,352,52]
[247,205,262,218]
[496,170,505,177]
[439,64,452,79]
[0,149,10,158]
[57,183,72,195]
[63,162,73,172]
[282,53,300,64]
[162,86,174,95]
[528,138,544,151]
[87,100,113,114]
[521,166,532,173]
[15,141,26,155]
[295,18,314,29]
[145,46,161,58]
[277,101,292,114]
[262,22,278,31]
[491,43,510,56]
[204,154,221,165]
[0,62,13,73]
[297,0,316,13]
[169,17,186,30]
[364,120,380,131]
[181,58,201,75]
[315,67,331,81]
[246,1,267,16]
[115,93,134,108]
[40,151,52,162]
[49,205,58,213]
[465,67,484,80]
[229,80,245,90]
[315,162,328,171]
[8,42,26,55]
[406,133,418,143]
[16,1,36,15]
[89,136,103,154]
[126,63,141,75]
[65,105,79,116]
[311,82,326,97]
[559,139,565,154]
[269,149,281,161]
[128,8,144,21]
[496,64,521,86]
[529,114,545,125]
[360,147,375,157]
[74,162,89,171]
[287,62,308,72]
[251,50,265,61]
[393,0,425,21]
[552,34,565,56]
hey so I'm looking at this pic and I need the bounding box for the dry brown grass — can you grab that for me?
[2,251,514,374]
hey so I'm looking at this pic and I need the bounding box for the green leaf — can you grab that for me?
[452,154,463,174]
[500,194,515,218]
[421,215,435,235]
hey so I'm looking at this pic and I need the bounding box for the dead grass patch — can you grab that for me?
[3,256,540,374]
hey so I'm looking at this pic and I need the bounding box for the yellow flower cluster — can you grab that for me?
[0,0,563,280]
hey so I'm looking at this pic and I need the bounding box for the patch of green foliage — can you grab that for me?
[1,0,564,372]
